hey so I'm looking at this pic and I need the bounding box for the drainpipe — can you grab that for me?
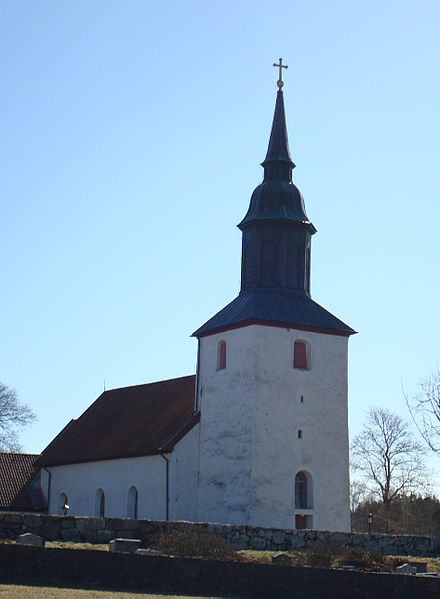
[159,453,169,521]
[43,467,52,514]
[194,338,201,413]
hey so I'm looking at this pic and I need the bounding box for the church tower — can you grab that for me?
[193,62,355,532]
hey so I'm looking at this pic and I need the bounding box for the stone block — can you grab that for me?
[44,522,61,541]
[61,529,81,542]
[272,553,292,565]
[251,537,266,550]
[285,534,305,550]
[119,529,134,539]
[105,518,126,531]
[60,517,75,529]
[272,530,285,545]
[396,563,417,575]
[2,513,22,525]
[75,517,103,533]
[96,529,114,544]
[109,538,142,553]
[410,561,427,573]
[16,533,44,547]
[136,520,157,534]
[120,518,138,531]
[23,514,42,529]
[134,548,163,556]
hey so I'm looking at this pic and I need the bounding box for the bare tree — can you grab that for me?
[405,368,440,457]
[0,382,36,452]
[351,407,428,531]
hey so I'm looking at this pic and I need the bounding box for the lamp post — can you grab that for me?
[367,512,372,534]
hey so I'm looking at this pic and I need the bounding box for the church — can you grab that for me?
[37,62,355,532]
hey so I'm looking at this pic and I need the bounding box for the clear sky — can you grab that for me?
[1,1,439,485]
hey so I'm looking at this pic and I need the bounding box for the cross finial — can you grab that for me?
[273,58,288,89]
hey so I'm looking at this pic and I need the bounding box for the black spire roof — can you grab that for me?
[263,88,295,167]
[238,90,315,231]
[193,83,354,338]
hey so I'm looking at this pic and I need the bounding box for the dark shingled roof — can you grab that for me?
[0,452,41,511]
[37,375,197,467]
[193,289,355,338]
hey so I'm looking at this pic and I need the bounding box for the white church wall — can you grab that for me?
[47,454,167,519]
[196,326,257,525]
[250,325,350,532]
[195,323,350,532]
[169,422,200,522]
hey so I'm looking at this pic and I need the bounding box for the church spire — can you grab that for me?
[193,61,355,338]
[262,59,295,180]
[238,63,315,232]
[262,88,295,176]
[238,62,315,294]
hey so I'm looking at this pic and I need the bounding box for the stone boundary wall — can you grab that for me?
[0,543,439,599]
[1,511,440,557]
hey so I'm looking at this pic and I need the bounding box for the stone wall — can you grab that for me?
[1,511,440,557]
[0,543,439,599]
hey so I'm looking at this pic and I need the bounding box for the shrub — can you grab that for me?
[306,541,337,569]
[153,526,236,560]
[338,547,399,572]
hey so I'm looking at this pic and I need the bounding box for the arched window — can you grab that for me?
[295,472,308,509]
[95,488,105,517]
[217,340,226,371]
[127,485,139,519]
[58,492,69,515]
[294,340,308,370]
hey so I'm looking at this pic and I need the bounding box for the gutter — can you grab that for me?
[43,467,52,514]
[194,338,200,413]
[157,410,201,522]
[159,453,170,521]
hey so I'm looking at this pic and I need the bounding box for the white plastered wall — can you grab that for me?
[195,324,350,532]
[46,455,167,518]
[169,423,200,522]
[44,423,200,520]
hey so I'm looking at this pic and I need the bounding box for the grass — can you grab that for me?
[0,585,230,599]
[238,550,440,574]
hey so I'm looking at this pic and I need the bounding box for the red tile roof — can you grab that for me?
[0,452,40,511]
[37,374,197,467]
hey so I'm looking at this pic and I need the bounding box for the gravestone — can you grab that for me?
[109,538,141,553]
[16,533,44,547]
[272,552,292,565]
[396,563,417,575]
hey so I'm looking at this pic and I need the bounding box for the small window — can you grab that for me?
[59,492,69,515]
[294,341,308,370]
[95,488,105,517]
[295,472,308,509]
[217,340,226,370]
[127,485,139,519]
[298,429,302,439]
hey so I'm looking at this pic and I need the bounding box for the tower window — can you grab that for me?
[217,340,226,371]
[295,471,311,509]
[294,341,308,370]
[298,429,302,439]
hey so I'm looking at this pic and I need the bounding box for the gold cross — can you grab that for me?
[273,58,288,89]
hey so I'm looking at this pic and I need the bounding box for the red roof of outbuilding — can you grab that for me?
[37,375,197,467]
[0,452,40,511]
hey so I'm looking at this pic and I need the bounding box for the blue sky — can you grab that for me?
[1,1,439,484]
